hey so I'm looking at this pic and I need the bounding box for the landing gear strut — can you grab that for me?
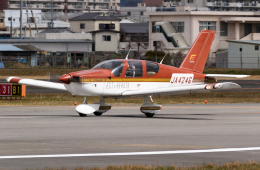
[93,97,111,116]
[140,96,162,118]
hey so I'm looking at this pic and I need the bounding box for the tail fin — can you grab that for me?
[179,30,215,73]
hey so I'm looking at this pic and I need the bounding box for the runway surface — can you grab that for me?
[0,79,260,93]
[1,104,260,169]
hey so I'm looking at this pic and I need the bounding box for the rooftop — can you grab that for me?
[40,27,75,34]
[146,11,260,16]
[69,13,121,21]
[0,44,42,52]
[227,40,260,45]
[120,23,149,34]
[0,39,93,43]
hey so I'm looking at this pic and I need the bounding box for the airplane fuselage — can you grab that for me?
[61,59,208,97]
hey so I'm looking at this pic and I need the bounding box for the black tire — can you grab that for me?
[94,112,103,116]
[145,113,155,117]
[79,113,87,117]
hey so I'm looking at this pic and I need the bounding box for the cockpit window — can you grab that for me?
[125,61,143,78]
[93,60,124,77]
[146,61,159,76]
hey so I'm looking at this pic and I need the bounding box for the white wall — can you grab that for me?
[228,42,260,68]
[94,32,118,52]
[4,10,42,28]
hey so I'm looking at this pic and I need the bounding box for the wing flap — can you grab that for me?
[6,77,67,91]
[122,82,240,96]
[206,74,250,78]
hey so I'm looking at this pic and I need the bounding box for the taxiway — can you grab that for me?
[0,104,260,169]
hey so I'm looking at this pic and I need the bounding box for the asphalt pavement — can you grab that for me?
[0,104,260,169]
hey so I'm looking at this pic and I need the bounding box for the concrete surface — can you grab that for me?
[0,104,260,169]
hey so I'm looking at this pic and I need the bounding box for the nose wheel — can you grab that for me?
[76,97,111,117]
[79,113,87,117]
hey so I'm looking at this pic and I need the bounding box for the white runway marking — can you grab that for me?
[1,147,260,159]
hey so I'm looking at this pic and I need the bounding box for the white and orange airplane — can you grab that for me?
[7,30,249,117]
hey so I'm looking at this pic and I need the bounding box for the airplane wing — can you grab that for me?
[121,82,240,96]
[6,77,67,91]
[205,74,250,78]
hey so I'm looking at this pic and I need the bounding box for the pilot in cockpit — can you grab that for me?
[126,64,135,77]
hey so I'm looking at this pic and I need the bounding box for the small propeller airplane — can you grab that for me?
[7,30,249,117]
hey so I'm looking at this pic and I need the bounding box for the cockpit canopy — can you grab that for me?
[93,60,124,77]
[92,60,159,78]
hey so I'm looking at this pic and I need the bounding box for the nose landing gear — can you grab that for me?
[76,97,111,117]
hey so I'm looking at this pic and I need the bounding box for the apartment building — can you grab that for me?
[148,11,260,62]
[120,3,150,23]
[8,0,120,14]
[162,0,260,12]
[206,0,260,11]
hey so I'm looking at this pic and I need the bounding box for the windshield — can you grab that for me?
[93,60,124,77]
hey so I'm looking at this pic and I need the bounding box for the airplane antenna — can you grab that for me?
[125,48,131,60]
[160,53,167,64]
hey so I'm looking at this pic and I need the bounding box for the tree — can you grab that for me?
[172,50,185,67]
[145,50,185,67]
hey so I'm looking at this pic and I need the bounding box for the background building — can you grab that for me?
[148,11,260,64]
[69,13,121,33]
[8,0,120,13]
[120,3,150,23]
[216,40,260,69]
[143,0,162,7]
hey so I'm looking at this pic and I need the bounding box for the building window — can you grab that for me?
[171,22,184,33]
[199,21,216,31]
[256,24,260,33]
[187,0,194,3]
[99,24,115,30]
[0,19,3,23]
[255,46,259,51]
[140,11,143,15]
[127,11,131,16]
[220,22,228,36]
[80,23,85,29]
[8,17,11,21]
[103,35,111,41]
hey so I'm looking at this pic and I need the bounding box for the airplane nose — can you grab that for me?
[59,74,71,84]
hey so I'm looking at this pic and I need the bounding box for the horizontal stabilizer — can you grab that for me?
[206,74,250,78]
[6,77,67,91]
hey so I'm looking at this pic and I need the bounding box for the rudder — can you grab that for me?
[179,30,215,73]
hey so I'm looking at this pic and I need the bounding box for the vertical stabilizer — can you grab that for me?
[179,30,215,73]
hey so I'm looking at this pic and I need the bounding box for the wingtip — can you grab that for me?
[6,77,23,83]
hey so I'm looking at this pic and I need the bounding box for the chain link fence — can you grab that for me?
[0,52,128,69]
[216,51,260,69]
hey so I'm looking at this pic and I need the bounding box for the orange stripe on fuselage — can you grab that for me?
[80,78,205,83]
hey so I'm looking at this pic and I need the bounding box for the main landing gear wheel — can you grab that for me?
[145,113,155,117]
[94,112,103,116]
[78,113,87,117]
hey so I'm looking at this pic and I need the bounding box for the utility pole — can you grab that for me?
[20,0,23,39]
[10,16,13,39]
[50,0,54,28]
